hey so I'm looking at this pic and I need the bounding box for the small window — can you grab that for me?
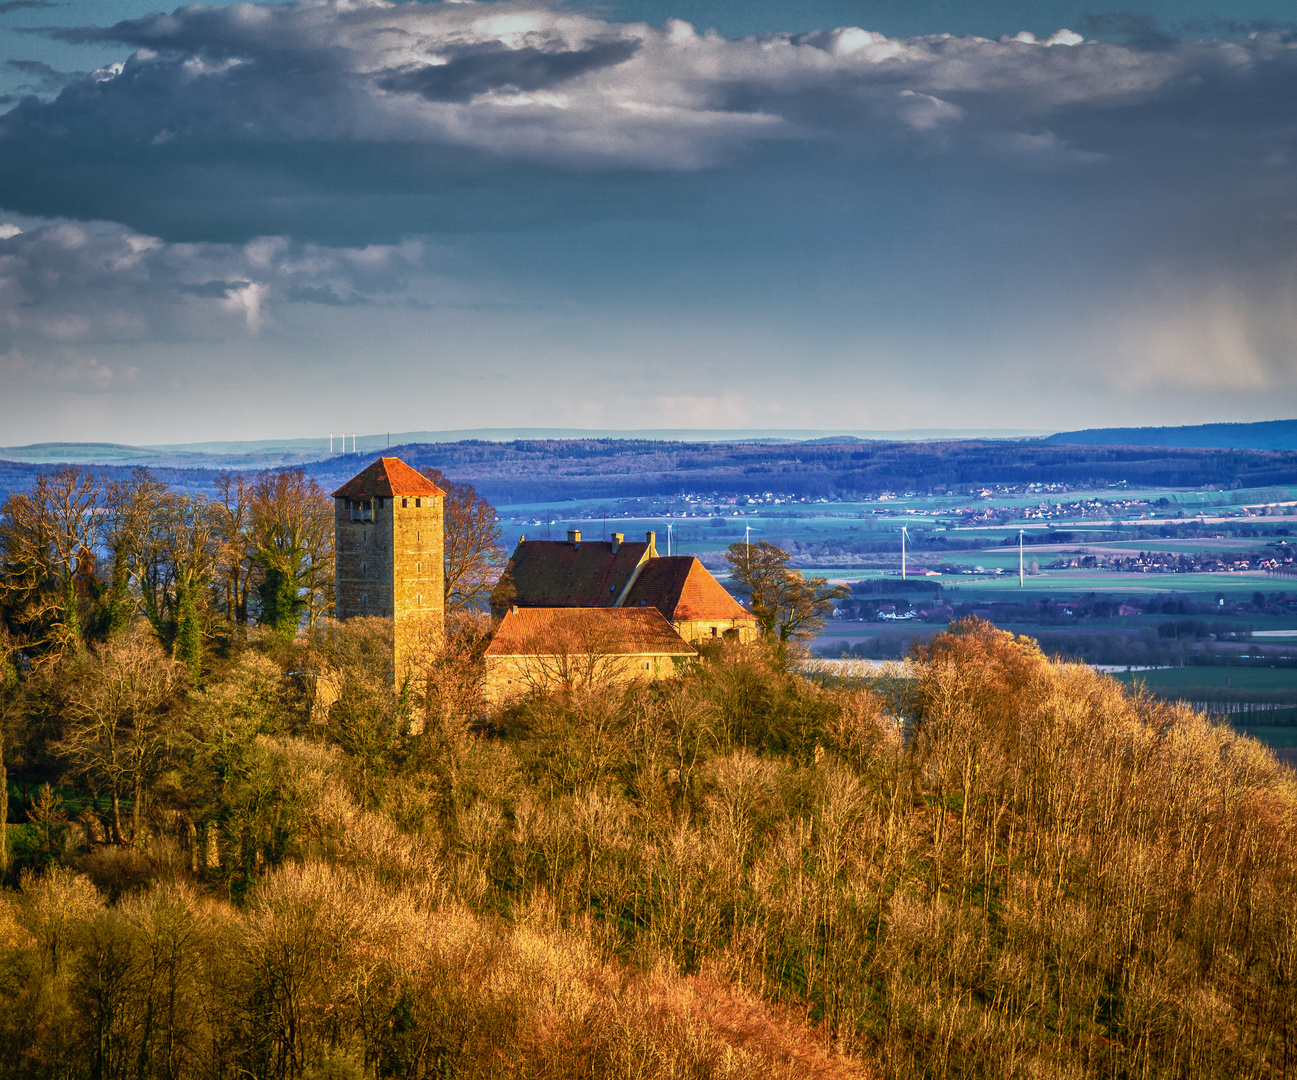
[361,561,367,575]
[402,498,408,508]
[415,498,422,508]
[417,594,422,606]
[417,531,421,541]
[416,561,421,572]
[361,594,368,607]
[711,626,718,637]
[362,531,367,542]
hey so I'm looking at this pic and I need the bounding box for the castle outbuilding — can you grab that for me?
[332,457,445,675]
[483,606,697,700]
[491,530,757,645]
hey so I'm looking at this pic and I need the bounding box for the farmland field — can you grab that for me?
[1110,666,1297,693]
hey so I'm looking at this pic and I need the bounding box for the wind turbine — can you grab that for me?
[667,523,673,556]
[901,526,908,581]
[1019,529,1025,586]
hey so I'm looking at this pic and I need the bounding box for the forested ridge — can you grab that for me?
[5,438,1297,504]
[0,468,1294,1078]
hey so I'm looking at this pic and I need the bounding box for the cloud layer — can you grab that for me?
[0,2,1293,232]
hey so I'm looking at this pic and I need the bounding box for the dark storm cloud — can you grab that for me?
[6,58,81,93]
[1077,14,1178,48]
[377,38,640,102]
[0,1,58,13]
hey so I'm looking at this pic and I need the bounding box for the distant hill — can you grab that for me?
[0,428,1050,468]
[5,437,1296,504]
[1044,419,1297,450]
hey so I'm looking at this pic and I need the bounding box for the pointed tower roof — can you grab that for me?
[331,457,446,499]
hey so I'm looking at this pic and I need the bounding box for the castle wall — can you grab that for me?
[673,618,759,645]
[392,492,444,674]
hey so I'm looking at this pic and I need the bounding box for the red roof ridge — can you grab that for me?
[621,556,752,622]
[485,606,697,657]
[332,457,446,499]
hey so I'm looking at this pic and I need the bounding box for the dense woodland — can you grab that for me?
[0,468,1295,1078]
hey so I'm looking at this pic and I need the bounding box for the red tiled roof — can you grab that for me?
[331,457,446,499]
[490,539,648,614]
[621,557,754,623]
[485,607,697,657]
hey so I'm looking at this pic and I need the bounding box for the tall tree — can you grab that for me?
[57,626,186,846]
[249,470,333,636]
[417,468,504,613]
[135,492,219,675]
[0,467,106,653]
[98,470,169,637]
[213,471,256,627]
[724,540,848,642]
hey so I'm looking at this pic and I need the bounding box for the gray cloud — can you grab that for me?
[0,1,58,13]
[0,217,427,358]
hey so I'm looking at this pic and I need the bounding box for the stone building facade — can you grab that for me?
[483,606,697,701]
[332,457,445,676]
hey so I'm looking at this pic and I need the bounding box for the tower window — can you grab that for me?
[361,562,367,576]
[402,498,408,508]
[417,594,422,606]
[417,531,421,541]
[361,594,368,607]
[415,498,422,508]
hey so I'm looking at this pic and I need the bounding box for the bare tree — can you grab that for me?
[99,469,170,637]
[213,471,255,627]
[417,467,504,613]
[724,540,848,642]
[58,626,186,845]
[135,492,220,674]
[0,466,106,652]
[249,469,334,635]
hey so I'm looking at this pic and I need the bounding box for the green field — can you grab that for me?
[1233,727,1297,749]
[1111,667,1297,693]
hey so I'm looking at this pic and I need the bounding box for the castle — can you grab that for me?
[333,457,756,691]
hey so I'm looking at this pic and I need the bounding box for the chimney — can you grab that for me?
[645,531,657,557]
[611,532,623,554]
[567,529,581,546]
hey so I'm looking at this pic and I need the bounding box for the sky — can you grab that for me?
[2,0,1297,444]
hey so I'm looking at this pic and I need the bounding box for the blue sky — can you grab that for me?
[1,0,1296,443]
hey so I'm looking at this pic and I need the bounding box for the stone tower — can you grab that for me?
[332,457,445,676]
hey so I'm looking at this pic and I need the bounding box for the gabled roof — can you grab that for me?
[621,556,754,623]
[485,607,697,657]
[491,539,649,613]
[332,457,446,499]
